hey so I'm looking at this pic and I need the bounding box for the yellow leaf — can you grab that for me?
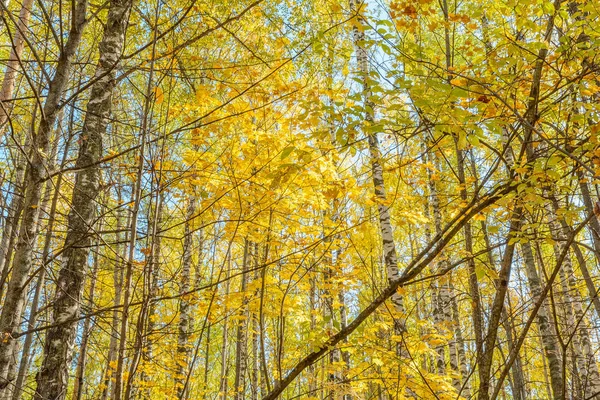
[154,86,164,105]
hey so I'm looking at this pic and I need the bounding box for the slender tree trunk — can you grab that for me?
[233,240,250,400]
[478,3,558,395]
[101,188,128,400]
[349,0,407,356]
[250,243,260,400]
[427,148,467,393]
[501,307,525,400]
[0,0,87,390]
[203,324,211,399]
[0,149,26,291]
[521,240,564,399]
[578,176,600,257]
[0,0,34,132]
[259,212,273,395]
[323,221,341,398]
[569,240,600,319]
[0,94,62,306]
[427,150,458,384]
[478,206,522,400]
[0,93,39,298]
[33,1,131,398]
[121,5,160,395]
[220,259,231,400]
[139,186,164,399]
[420,168,437,375]
[339,288,351,400]
[115,193,140,400]
[548,195,600,397]
[177,224,204,400]
[438,0,470,392]
[0,12,58,302]
[481,218,527,400]
[176,197,196,399]
[451,296,470,398]
[71,235,101,400]
[455,144,483,393]
[115,180,142,400]
[11,126,74,400]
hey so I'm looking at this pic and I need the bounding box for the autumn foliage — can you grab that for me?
[0,0,599,399]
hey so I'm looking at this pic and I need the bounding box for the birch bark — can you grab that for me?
[0,0,87,390]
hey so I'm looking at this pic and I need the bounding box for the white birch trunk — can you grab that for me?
[0,0,87,391]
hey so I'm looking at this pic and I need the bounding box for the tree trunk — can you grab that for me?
[0,0,34,132]
[33,0,130,398]
[100,187,128,400]
[576,175,600,312]
[451,296,470,399]
[71,235,101,400]
[11,126,74,400]
[323,218,341,398]
[455,144,482,396]
[0,149,26,292]
[426,150,453,381]
[349,0,406,356]
[121,6,160,395]
[481,219,527,400]
[233,240,250,400]
[521,240,564,399]
[0,0,87,391]
[569,240,600,319]
[427,148,468,393]
[220,259,231,400]
[478,2,559,394]
[176,197,196,399]
[250,243,260,400]
[139,186,164,398]
[548,195,600,397]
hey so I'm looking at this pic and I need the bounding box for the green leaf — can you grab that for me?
[280,146,295,160]
[487,225,500,234]
[366,123,384,134]
[475,264,486,280]
[457,132,468,150]
[547,155,561,167]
